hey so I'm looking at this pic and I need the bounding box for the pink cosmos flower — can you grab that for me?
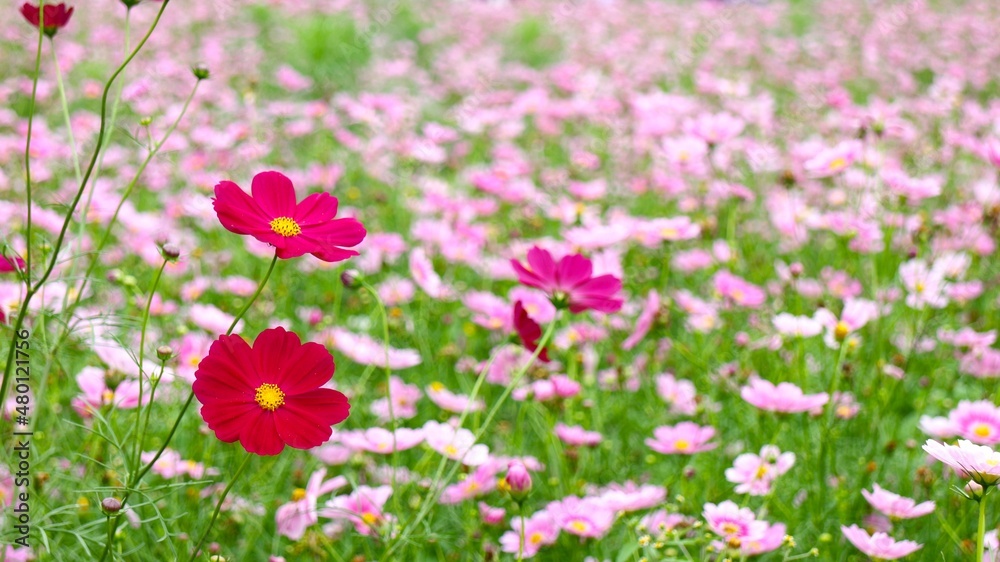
[814,298,879,348]
[322,486,393,536]
[275,469,347,540]
[340,427,425,454]
[71,366,145,417]
[683,112,745,145]
[595,482,666,512]
[861,484,934,520]
[479,502,505,526]
[919,401,1000,445]
[369,375,421,422]
[426,382,485,413]
[640,510,694,535]
[646,422,717,455]
[213,171,366,262]
[500,511,560,558]
[654,373,698,416]
[440,464,498,504]
[547,496,616,538]
[804,140,861,177]
[714,271,766,308]
[841,525,922,560]
[772,313,822,338]
[899,259,949,309]
[510,246,623,314]
[409,248,454,299]
[622,290,660,350]
[923,439,1000,486]
[422,420,489,466]
[554,423,603,447]
[703,500,784,555]
[741,377,829,413]
[465,291,512,331]
[323,328,421,370]
[725,445,795,496]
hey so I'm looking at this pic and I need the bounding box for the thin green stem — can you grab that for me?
[977,496,987,562]
[227,253,278,335]
[517,502,526,562]
[131,258,169,470]
[188,452,254,561]
[359,280,400,517]
[51,39,82,183]
[22,0,46,284]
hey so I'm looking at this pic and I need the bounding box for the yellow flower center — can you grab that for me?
[569,521,588,533]
[269,216,301,237]
[661,227,678,239]
[974,424,992,438]
[529,532,544,544]
[915,281,925,294]
[361,512,379,526]
[254,383,285,411]
[444,444,459,456]
[755,465,769,479]
[291,488,307,501]
[430,382,445,392]
[721,522,740,536]
[674,439,691,451]
[834,321,850,342]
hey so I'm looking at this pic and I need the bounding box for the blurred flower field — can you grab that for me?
[3,0,1000,560]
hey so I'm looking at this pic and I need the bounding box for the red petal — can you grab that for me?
[199,401,258,442]
[240,410,285,456]
[251,327,304,385]
[274,389,350,449]
[251,171,298,217]
[213,181,271,235]
[294,192,340,226]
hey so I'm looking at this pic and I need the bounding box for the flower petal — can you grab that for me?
[251,171,298,217]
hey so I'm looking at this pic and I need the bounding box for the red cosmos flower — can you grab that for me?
[213,171,366,262]
[511,246,623,314]
[20,3,74,37]
[0,256,25,273]
[513,301,549,362]
[192,327,350,456]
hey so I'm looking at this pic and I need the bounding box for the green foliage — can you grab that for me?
[504,16,563,69]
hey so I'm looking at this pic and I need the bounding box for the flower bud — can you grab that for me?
[503,461,532,502]
[160,243,181,261]
[156,345,173,361]
[101,497,122,514]
[192,65,210,81]
[340,269,362,289]
[964,480,985,500]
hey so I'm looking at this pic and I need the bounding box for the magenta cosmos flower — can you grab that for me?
[0,256,24,273]
[646,422,717,455]
[192,327,350,456]
[213,170,366,262]
[841,525,922,560]
[20,3,74,37]
[922,439,1000,486]
[511,246,623,314]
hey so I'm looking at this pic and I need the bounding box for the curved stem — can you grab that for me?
[0,0,171,412]
[188,452,253,561]
[51,38,82,184]
[359,280,399,515]
[131,258,169,470]
[227,253,278,335]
